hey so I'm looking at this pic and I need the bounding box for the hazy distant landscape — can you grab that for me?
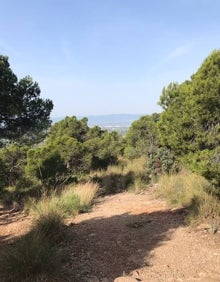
[53,114,142,133]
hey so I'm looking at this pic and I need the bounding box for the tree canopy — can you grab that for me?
[158,50,220,184]
[0,55,53,143]
[124,113,160,159]
[25,116,123,186]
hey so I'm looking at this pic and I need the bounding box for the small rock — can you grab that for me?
[7,239,15,245]
[89,233,96,237]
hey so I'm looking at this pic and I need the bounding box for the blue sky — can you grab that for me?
[1,0,220,117]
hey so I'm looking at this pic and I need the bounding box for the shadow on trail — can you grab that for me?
[67,208,185,281]
[0,234,12,246]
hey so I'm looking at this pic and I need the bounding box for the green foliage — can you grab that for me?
[26,147,67,188]
[147,147,179,178]
[28,192,77,220]
[38,152,67,182]
[158,81,193,155]
[0,157,7,190]
[0,55,53,143]
[57,191,80,216]
[49,135,87,173]
[125,113,160,159]
[0,144,29,194]
[181,148,220,187]
[25,116,123,189]
[85,131,122,170]
[158,50,220,186]
[48,116,89,143]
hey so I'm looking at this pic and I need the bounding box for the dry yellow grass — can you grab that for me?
[155,170,210,207]
[71,181,99,208]
[155,170,220,232]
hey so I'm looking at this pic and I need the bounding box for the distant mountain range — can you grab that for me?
[52,114,142,129]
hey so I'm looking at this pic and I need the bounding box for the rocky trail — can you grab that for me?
[1,189,220,281]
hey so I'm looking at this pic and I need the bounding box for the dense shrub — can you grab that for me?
[147,147,179,179]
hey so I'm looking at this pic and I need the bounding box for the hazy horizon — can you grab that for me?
[1,1,220,116]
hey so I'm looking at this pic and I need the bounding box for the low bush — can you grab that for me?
[155,170,220,231]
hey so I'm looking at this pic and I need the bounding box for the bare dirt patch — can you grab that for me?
[0,205,31,246]
[1,189,220,282]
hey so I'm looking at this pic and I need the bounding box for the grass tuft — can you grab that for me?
[0,232,59,282]
[155,170,220,231]
[155,171,210,207]
[27,181,98,219]
[33,210,65,243]
[0,181,99,281]
[71,181,99,212]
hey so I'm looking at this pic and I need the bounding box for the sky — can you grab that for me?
[0,0,220,117]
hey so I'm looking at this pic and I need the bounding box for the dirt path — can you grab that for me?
[65,189,220,282]
[1,189,220,282]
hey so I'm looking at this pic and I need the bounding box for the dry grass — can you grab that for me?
[155,171,210,207]
[27,193,60,217]
[0,232,59,282]
[129,176,146,194]
[0,181,99,281]
[91,156,147,178]
[187,193,220,233]
[123,156,147,174]
[89,157,149,194]
[71,181,99,211]
[26,181,98,219]
[33,210,65,242]
[155,170,220,232]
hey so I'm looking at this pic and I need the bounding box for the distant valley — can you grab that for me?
[52,114,143,134]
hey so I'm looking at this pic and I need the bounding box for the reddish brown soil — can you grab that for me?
[1,189,220,282]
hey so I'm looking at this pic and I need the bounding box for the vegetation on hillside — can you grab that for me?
[0,50,220,211]
[158,50,220,186]
[1,51,220,280]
